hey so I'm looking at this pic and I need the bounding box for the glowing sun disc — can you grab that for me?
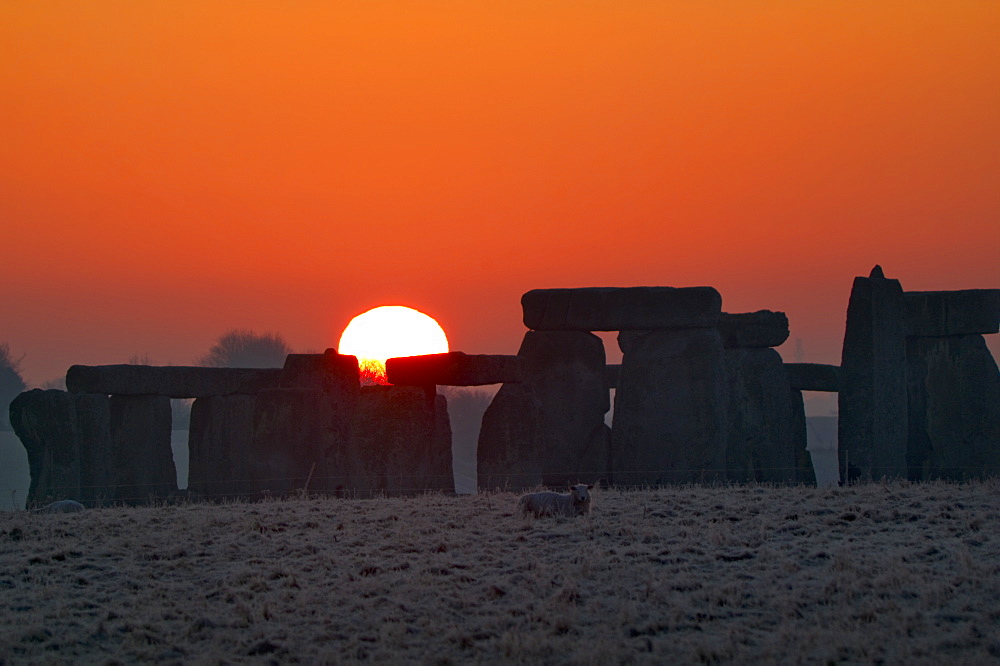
[338,306,449,384]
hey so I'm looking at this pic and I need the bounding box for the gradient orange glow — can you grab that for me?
[338,306,449,385]
[1,2,997,385]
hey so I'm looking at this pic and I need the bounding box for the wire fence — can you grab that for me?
[5,462,1000,510]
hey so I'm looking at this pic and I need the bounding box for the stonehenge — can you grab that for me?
[8,267,998,504]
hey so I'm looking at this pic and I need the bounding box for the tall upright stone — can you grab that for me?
[245,351,361,497]
[350,386,453,496]
[612,328,729,485]
[476,330,611,490]
[724,348,807,484]
[521,331,611,487]
[247,388,332,496]
[477,382,545,491]
[907,334,1000,480]
[109,395,176,503]
[788,387,816,485]
[10,390,82,505]
[75,393,113,503]
[188,394,256,499]
[838,266,908,481]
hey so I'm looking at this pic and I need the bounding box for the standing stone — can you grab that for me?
[240,352,361,498]
[612,328,729,485]
[109,395,176,503]
[788,388,816,485]
[188,395,256,499]
[476,331,611,491]
[724,348,807,484]
[350,386,453,496]
[907,335,1000,480]
[75,393,113,504]
[519,331,611,487]
[838,266,908,481]
[477,382,545,491]
[281,350,360,493]
[9,390,112,506]
[247,388,331,496]
[10,389,82,505]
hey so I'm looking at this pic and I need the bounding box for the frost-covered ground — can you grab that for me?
[2,482,999,664]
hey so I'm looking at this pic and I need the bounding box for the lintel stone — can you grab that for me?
[904,289,1000,337]
[385,352,523,386]
[522,286,722,331]
[719,311,789,348]
[66,365,283,398]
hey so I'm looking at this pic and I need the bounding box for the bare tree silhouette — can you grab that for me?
[0,343,27,431]
[199,329,292,368]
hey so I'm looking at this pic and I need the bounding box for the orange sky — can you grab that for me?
[2,1,998,385]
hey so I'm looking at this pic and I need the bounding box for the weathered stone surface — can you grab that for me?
[477,383,545,490]
[385,352,524,386]
[617,331,648,355]
[10,389,82,505]
[524,331,612,487]
[612,328,729,485]
[187,395,256,499]
[246,388,338,496]
[785,363,841,392]
[838,266,908,481]
[350,386,453,496]
[905,289,1000,337]
[109,395,176,503]
[724,348,809,484]
[9,389,112,506]
[522,286,722,331]
[477,331,612,490]
[66,365,283,398]
[280,350,360,394]
[229,355,361,498]
[75,393,114,503]
[907,335,1000,480]
[719,311,790,348]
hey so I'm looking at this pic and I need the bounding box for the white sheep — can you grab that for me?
[518,484,594,518]
[35,499,86,514]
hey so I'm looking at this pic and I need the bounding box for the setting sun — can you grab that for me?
[338,306,449,384]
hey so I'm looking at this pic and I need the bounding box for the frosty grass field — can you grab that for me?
[2,481,999,664]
